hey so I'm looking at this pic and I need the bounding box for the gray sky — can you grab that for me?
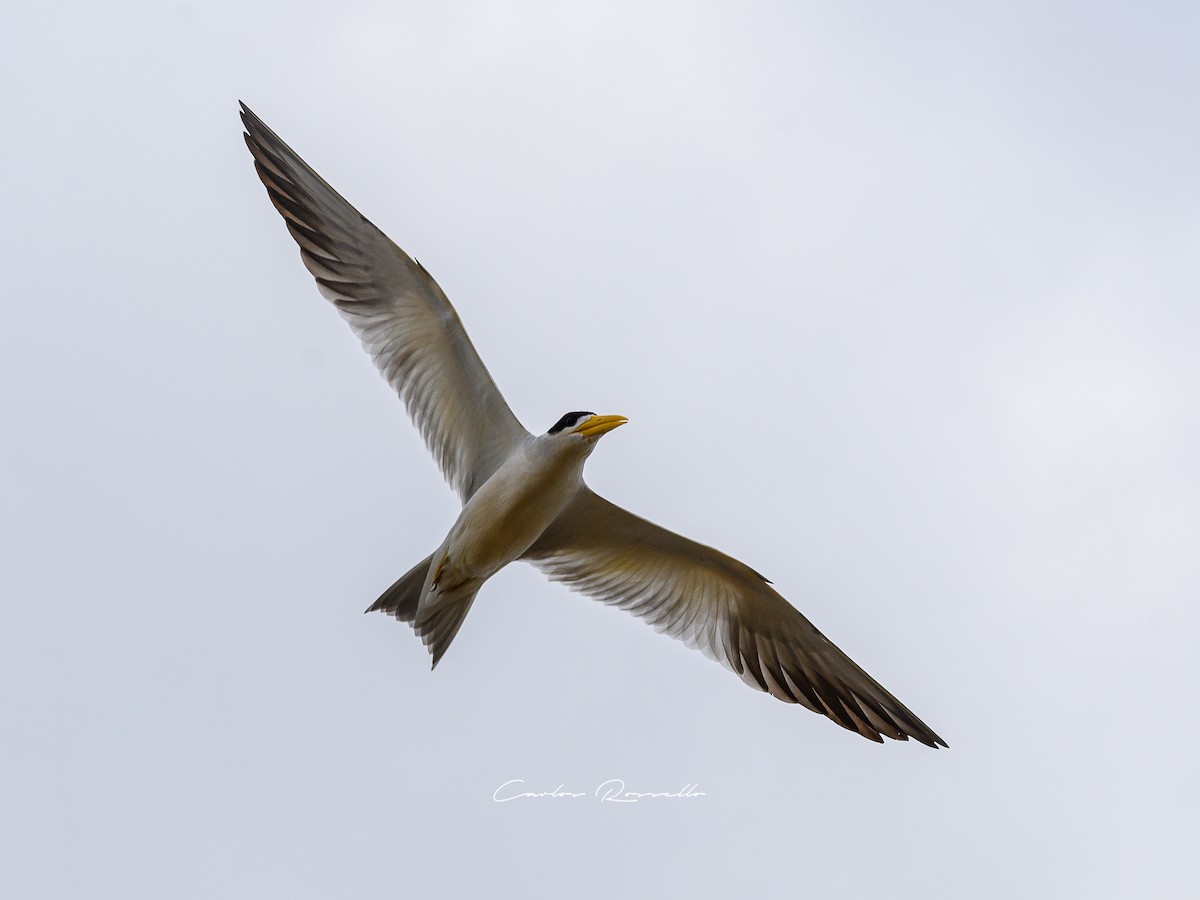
[4,2,1198,897]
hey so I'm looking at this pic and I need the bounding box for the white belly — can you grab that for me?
[443,444,582,581]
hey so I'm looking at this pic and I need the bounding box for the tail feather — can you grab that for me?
[366,553,480,668]
[416,594,480,669]
[366,554,434,623]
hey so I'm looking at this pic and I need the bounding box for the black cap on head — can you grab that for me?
[548,411,595,434]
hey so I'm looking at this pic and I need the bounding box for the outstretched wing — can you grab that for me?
[241,103,528,500]
[523,488,947,747]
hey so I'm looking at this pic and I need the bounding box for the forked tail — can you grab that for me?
[366,554,434,623]
[366,553,480,668]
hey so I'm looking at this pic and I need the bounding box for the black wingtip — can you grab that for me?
[911,730,949,750]
[239,101,270,140]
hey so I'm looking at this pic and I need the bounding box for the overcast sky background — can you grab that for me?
[3,2,1198,897]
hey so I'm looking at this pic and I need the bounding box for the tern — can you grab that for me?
[241,102,946,747]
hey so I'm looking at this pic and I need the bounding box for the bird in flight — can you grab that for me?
[241,102,946,748]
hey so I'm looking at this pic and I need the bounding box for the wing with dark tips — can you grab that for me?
[241,102,528,500]
[524,488,947,747]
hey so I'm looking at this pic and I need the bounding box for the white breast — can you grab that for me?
[445,436,586,578]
